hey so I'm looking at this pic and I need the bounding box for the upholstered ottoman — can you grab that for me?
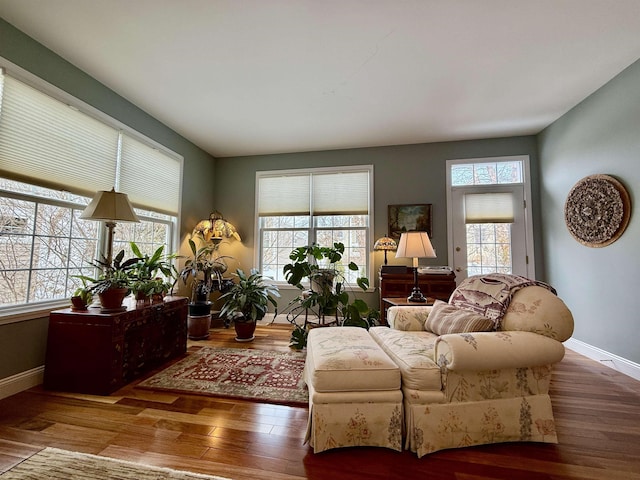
[303,326,403,453]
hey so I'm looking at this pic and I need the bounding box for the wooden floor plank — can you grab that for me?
[0,324,638,479]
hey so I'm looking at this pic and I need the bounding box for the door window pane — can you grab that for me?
[466,223,512,275]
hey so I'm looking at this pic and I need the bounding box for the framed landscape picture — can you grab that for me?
[388,204,432,241]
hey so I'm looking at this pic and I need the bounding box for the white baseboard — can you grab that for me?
[258,312,290,325]
[0,366,44,400]
[565,338,640,382]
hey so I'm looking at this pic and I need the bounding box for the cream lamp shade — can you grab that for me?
[80,188,140,266]
[373,236,397,265]
[395,231,436,267]
[81,188,140,223]
[394,231,436,303]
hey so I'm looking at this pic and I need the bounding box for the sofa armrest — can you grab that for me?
[435,331,565,371]
[387,306,433,331]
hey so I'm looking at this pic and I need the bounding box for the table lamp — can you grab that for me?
[373,236,397,265]
[80,188,140,266]
[395,231,436,302]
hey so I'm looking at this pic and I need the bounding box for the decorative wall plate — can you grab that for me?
[564,174,631,248]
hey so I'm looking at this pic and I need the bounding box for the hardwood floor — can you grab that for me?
[0,322,639,479]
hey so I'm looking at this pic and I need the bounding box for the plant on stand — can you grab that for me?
[282,242,375,349]
[219,269,280,342]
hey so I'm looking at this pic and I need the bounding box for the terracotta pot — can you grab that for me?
[187,314,211,340]
[135,291,151,306]
[98,287,129,312]
[70,296,88,311]
[234,318,256,342]
[152,293,164,304]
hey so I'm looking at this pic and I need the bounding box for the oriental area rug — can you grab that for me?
[0,447,232,480]
[137,347,308,406]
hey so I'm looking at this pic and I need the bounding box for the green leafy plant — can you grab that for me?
[289,325,308,350]
[283,242,373,349]
[219,269,280,323]
[177,233,233,303]
[283,242,369,318]
[128,242,177,300]
[75,249,139,295]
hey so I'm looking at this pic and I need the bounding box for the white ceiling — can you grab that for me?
[2,0,640,158]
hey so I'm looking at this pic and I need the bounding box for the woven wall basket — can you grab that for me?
[564,174,631,248]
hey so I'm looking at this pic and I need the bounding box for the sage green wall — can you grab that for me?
[214,136,541,308]
[0,19,217,379]
[538,58,640,364]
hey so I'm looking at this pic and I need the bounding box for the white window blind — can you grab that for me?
[0,69,182,215]
[119,134,181,215]
[0,71,118,196]
[258,170,369,216]
[312,171,369,214]
[464,192,514,223]
[257,174,311,216]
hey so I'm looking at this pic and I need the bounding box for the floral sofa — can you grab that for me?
[368,273,574,457]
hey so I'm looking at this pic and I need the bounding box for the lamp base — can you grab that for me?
[407,266,427,302]
[407,287,427,303]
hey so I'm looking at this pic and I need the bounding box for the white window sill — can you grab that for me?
[0,300,69,325]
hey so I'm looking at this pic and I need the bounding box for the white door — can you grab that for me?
[446,156,534,284]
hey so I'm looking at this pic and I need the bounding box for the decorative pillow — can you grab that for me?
[425,300,495,335]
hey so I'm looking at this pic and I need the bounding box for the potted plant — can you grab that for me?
[128,242,177,304]
[177,233,234,339]
[282,242,371,349]
[70,285,93,311]
[283,242,369,319]
[219,269,280,342]
[75,249,139,312]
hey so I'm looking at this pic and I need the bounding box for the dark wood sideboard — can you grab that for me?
[44,296,188,395]
[379,267,456,324]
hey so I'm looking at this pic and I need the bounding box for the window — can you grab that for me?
[0,64,181,314]
[255,166,373,285]
[450,160,523,186]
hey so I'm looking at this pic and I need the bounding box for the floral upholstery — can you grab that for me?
[386,306,431,331]
[374,279,573,456]
[368,327,440,391]
[501,286,574,341]
[304,326,403,453]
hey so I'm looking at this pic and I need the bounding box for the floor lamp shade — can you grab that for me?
[80,188,140,223]
[395,231,436,302]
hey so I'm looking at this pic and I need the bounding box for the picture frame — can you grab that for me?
[388,204,432,241]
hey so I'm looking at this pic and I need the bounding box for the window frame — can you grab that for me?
[254,165,374,289]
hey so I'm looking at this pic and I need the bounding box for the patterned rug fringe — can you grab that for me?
[0,447,233,479]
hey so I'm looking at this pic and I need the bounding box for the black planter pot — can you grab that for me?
[188,301,212,317]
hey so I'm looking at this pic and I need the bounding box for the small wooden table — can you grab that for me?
[381,297,435,325]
